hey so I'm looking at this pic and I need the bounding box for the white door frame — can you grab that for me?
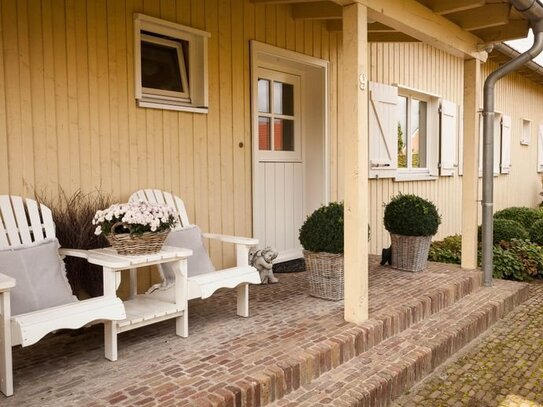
[250,41,331,258]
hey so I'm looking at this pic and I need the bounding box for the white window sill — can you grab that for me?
[394,172,438,182]
[137,100,209,114]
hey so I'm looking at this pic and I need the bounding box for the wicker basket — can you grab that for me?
[390,233,432,272]
[106,223,170,255]
[303,250,344,301]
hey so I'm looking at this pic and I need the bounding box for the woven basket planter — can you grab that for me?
[303,250,344,301]
[106,225,170,256]
[390,233,432,272]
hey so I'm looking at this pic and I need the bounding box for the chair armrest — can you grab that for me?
[0,273,16,292]
[59,248,89,259]
[202,233,258,247]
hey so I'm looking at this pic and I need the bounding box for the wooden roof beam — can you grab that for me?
[356,0,488,60]
[473,20,530,42]
[448,4,511,32]
[292,2,342,19]
[426,0,486,16]
[250,0,327,4]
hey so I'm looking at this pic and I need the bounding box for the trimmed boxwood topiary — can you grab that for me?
[493,207,543,230]
[477,218,529,245]
[299,202,344,254]
[529,218,543,245]
[384,194,441,237]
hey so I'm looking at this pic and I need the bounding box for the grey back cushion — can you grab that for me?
[160,225,216,284]
[0,238,77,316]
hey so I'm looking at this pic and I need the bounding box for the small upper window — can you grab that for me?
[134,14,210,113]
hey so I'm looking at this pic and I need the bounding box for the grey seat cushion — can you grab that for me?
[159,225,216,284]
[0,238,77,316]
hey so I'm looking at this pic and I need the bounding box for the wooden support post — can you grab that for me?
[461,59,481,270]
[174,259,188,338]
[102,267,118,361]
[342,3,369,323]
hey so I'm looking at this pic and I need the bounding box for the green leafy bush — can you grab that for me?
[299,202,344,254]
[384,194,441,237]
[529,218,543,246]
[428,235,462,264]
[478,218,529,245]
[494,207,543,230]
[492,245,525,280]
[503,239,543,278]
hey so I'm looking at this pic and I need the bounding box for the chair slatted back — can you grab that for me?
[0,195,55,249]
[129,189,190,229]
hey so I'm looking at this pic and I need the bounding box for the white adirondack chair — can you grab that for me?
[0,196,126,397]
[129,190,260,318]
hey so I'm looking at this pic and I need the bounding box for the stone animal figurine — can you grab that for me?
[249,247,279,284]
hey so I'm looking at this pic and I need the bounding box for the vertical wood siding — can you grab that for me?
[0,0,338,274]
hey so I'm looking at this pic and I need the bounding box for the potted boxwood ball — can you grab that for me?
[384,194,441,272]
[299,202,344,300]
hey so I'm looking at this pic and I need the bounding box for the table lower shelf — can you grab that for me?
[116,295,185,333]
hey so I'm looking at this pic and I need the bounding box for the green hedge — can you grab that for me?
[428,235,462,264]
[494,207,543,229]
[478,218,529,245]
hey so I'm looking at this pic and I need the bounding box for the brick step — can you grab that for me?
[195,268,483,407]
[270,279,529,407]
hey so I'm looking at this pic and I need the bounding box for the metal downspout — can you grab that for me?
[482,2,543,286]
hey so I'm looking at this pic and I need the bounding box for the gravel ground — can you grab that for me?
[393,280,543,407]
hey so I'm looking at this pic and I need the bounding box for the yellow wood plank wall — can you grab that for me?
[0,0,338,276]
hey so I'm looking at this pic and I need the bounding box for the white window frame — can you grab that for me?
[134,14,210,114]
[394,85,439,181]
[521,118,532,145]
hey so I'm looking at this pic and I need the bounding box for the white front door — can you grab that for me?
[253,68,304,261]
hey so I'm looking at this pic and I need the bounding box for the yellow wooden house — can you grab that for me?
[1,0,543,323]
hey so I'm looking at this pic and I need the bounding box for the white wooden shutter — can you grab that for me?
[538,124,543,172]
[369,82,398,179]
[440,99,457,176]
[458,105,464,176]
[500,115,511,174]
[494,114,501,176]
[478,112,483,177]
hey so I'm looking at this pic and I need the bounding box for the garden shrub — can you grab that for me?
[529,218,543,246]
[494,207,543,230]
[503,239,543,278]
[491,245,525,280]
[428,235,461,264]
[384,194,441,237]
[299,202,344,254]
[478,218,529,245]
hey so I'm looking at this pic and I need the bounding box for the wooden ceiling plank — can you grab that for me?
[449,4,511,32]
[474,20,529,42]
[292,2,342,19]
[429,0,486,16]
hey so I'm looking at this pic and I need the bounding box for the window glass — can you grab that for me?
[397,96,408,168]
[258,117,271,150]
[411,99,427,168]
[258,79,270,113]
[141,41,183,92]
[273,119,294,151]
[273,82,294,116]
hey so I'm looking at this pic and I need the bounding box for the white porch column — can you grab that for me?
[461,59,481,270]
[342,3,369,323]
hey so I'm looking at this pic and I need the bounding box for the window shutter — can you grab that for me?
[369,82,398,179]
[538,124,543,172]
[478,112,483,177]
[494,114,501,176]
[458,105,464,176]
[440,99,457,176]
[500,115,511,174]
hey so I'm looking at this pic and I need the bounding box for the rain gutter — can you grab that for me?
[481,0,543,286]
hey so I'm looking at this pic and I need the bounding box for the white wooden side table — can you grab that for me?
[86,246,192,361]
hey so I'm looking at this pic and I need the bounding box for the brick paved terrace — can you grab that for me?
[2,257,529,407]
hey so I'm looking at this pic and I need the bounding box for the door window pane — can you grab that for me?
[274,119,294,151]
[397,96,408,168]
[259,117,271,150]
[258,79,270,113]
[273,82,294,116]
